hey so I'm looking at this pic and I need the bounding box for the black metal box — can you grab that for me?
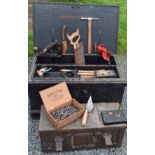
[39,103,126,152]
[28,2,127,114]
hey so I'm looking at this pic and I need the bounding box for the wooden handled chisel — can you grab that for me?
[62,25,68,54]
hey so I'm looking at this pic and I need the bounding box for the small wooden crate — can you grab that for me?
[39,82,85,129]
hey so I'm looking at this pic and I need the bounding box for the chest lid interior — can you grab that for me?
[39,82,72,112]
[33,2,119,54]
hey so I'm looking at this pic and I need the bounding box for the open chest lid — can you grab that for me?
[33,2,119,54]
[39,82,72,112]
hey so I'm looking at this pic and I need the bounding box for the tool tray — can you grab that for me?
[28,2,127,114]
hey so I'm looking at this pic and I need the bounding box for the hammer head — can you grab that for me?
[81,17,99,21]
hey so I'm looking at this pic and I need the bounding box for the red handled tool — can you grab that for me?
[96,44,111,62]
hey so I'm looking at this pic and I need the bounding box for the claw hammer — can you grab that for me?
[81,17,99,54]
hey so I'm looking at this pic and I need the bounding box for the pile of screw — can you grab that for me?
[51,105,78,122]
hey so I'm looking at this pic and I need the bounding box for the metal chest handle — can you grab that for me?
[103,134,113,146]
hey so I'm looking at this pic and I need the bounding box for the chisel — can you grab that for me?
[62,25,68,54]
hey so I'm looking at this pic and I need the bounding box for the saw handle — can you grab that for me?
[67,29,80,50]
[82,109,88,125]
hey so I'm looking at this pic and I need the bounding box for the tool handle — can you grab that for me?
[82,110,88,125]
[88,20,92,54]
[45,67,52,73]
[36,70,43,77]
[78,72,95,76]
[62,41,68,54]
[62,25,66,40]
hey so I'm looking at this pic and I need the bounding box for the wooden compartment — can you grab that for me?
[33,64,120,79]
[35,54,117,65]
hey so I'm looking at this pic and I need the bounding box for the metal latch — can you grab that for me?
[103,134,113,146]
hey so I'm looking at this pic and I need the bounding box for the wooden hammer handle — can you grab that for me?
[82,110,88,125]
[88,20,92,54]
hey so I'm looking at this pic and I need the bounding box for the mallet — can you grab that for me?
[81,17,99,54]
[36,67,52,77]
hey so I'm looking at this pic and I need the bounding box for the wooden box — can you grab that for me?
[39,102,127,152]
[39,82,85,129]
[28,3,127,114]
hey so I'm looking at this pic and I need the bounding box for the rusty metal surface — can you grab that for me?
[39,102,126,152]
[39,102,126,132]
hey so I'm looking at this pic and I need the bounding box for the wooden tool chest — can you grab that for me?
[39,103,126,152]
[28,3,127,114]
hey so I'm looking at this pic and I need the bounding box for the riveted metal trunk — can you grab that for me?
[39,103,126,152]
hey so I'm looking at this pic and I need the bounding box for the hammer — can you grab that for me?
[81,17,99,54]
